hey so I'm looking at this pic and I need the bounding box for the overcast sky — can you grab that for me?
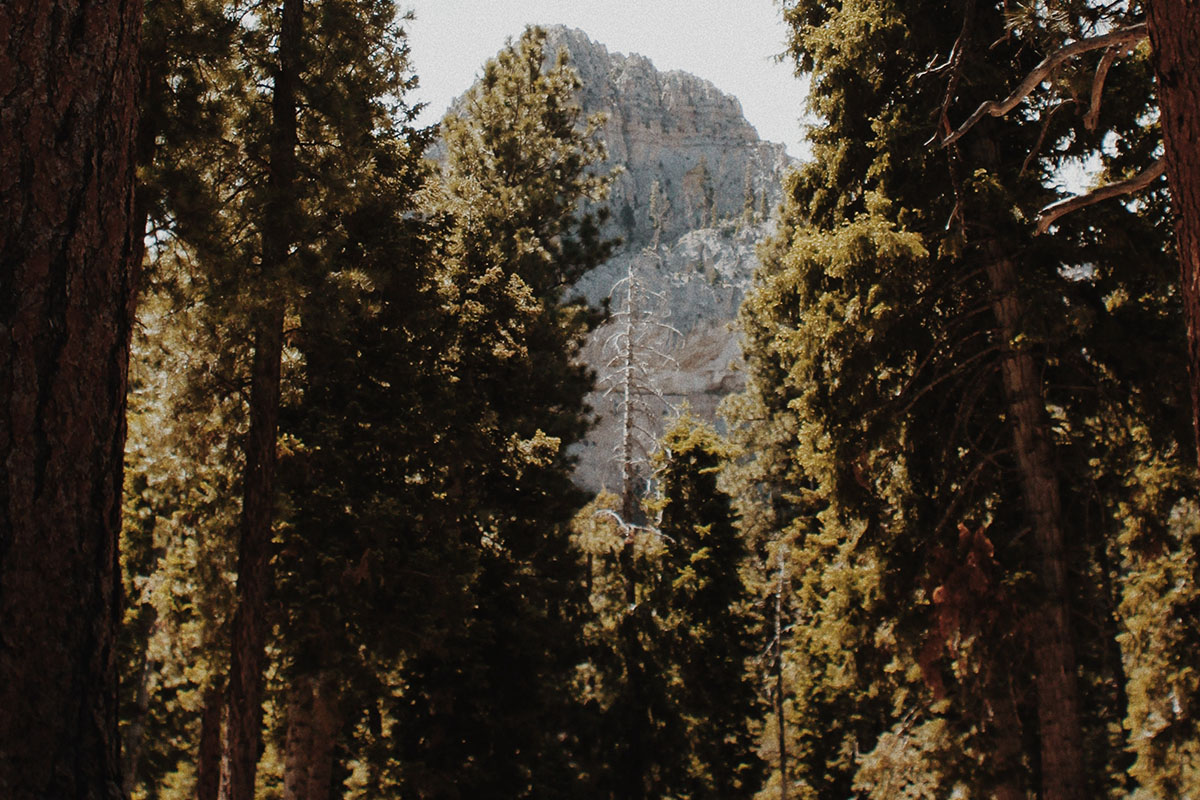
[404,0,812,158]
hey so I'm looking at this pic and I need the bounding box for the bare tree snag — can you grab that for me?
[1147,0,1200,466]
[0,0,143,797]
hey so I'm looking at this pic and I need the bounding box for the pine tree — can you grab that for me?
[725,2,1196,798]
[934,0,1200,468]
[392,27,614,800]
[652,415,762,800]
[118,0,433,795]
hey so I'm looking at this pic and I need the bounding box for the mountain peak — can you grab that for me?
[534,25,789,247]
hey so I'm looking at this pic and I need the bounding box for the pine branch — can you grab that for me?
[1084,43,1124,131]
[1035,156,1166,234]
[935,23,1147,147]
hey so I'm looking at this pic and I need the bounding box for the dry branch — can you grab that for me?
[1035,156,1166,234]
[937,23,1147,147]
[1084,44,1123,131]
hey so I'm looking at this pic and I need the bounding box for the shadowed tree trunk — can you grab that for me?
[218,0,302,796]
[0,0,143,797]
[282,673,342,800]
[983,242,1085,800]
[307,675,341,800]
[1147,0,1200,467]
[283,676,315,800]
[196,684,225,800]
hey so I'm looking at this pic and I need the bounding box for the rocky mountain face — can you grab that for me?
[536,27,794,492]
[544,26,788,248]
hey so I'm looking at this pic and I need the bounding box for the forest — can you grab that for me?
[2,1,1200,799]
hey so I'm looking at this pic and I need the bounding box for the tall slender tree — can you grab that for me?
[218,1,302,796]
[393,27,614,800]
[652,415,762,800]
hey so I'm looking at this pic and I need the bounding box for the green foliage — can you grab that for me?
[120,239,244,798]
[653,416,763,800]
[727,1,1198,797]
[387,27,615,800]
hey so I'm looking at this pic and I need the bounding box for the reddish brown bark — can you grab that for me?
[1147,0,1200,468]
[218,0,302,796]
[307,676,341,800]
[282,677,316,800]
[281,674,341,800]
[984,244,1085,800]
[0,0,142,797]
[218,304,286,800]
[196,683,225,800]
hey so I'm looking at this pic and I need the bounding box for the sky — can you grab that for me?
[404,0,812,159]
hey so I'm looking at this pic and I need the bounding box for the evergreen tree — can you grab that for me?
[653,415,762,800]
[725,2,1196,798]
[392,27,614,800]
[118,0,432,795]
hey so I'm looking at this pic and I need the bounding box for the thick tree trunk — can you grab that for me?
[983,244,1085,800]
[218,0,302,796]
[1146,0,1200,468]
[282,674,341,800]
[0,1,142,797]
[196,684,225,800]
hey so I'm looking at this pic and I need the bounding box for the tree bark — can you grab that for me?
[282,676,315,800]
[196,684,225,800]
[307,675,341,800]
[0,0,142,797]
[983,243,1085,800]
[218,0,302,796]
[218,302,285,800]
[1146,0,1200,468]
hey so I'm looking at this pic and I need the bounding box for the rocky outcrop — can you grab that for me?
[544,26,790,248]
[541,27,793,492]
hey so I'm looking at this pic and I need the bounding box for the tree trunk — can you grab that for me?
[307,675,341,800]
[219,303,286,800]
[196,684,225,800]
[983,243,1085,800]
[283,677,315,800]
[282,674,341,800]
[773,545,788,800]
[218,0,302,796]
[0,0,142,797]
[1147,0,1200,469]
